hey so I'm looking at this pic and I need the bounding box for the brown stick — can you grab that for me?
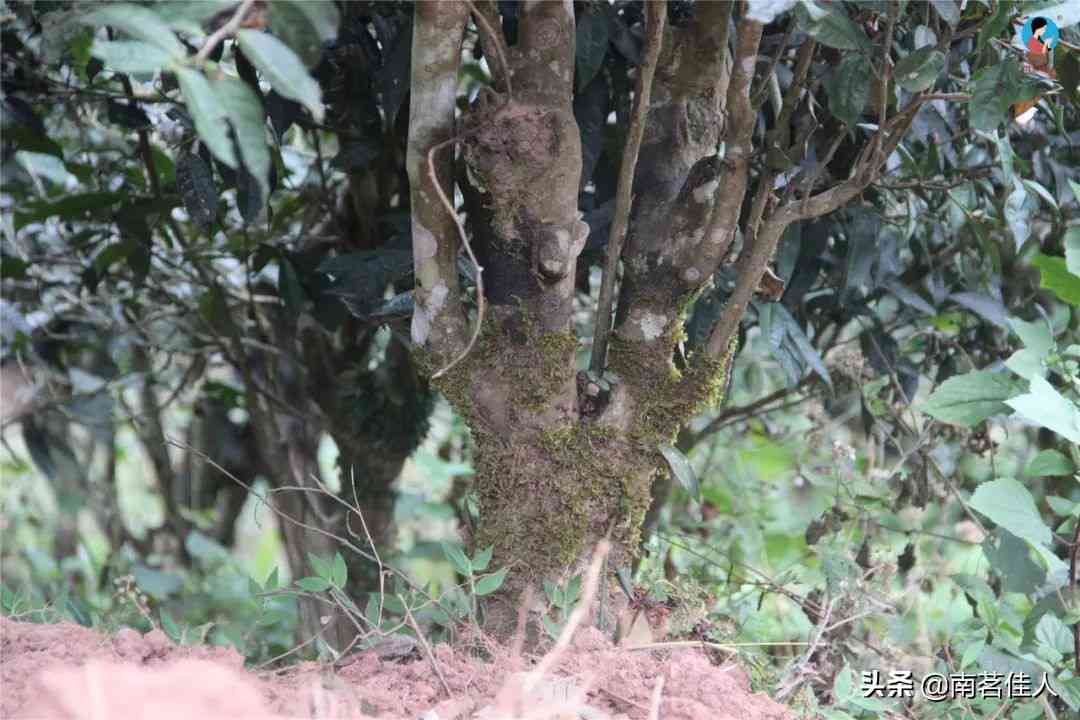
[464,0,513,98]
[589,0,666,375]
[427,137,485,380]
[402,598,454,699]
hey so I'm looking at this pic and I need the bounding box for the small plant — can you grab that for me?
[440,542,509,625]
[540,574,582,640]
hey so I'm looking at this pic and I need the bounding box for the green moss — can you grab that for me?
[468,419,653,574]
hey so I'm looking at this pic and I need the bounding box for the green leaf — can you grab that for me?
[565,574,582,605]
[969,60,1040,131]
[79,3,185,58]
[659,444,700,503]
[1065,227,1080,278]
[832,664,855,704]
[1035,614,1073,655]
[575,7,609,92]
[1006,376,1080,443]
[1025,449,1075,477]
[961,640,986,669]
[278,258,306,315]
[894,47,945,92]
[541,614,563,639]
[176,68,236,168]
[920,370,1027,427]
[14,192,125,230]
[977,0,1014,51]
[211,75,270,216]
[1004,179,1035,252]
[1005,316,1054,380]
[151,0,235,36]
[330,552,347,589]
[267,0,339,68]
[826,54,873,126]
[1047,495,1080,517]
[160,609,181,641]
[64,598,92,628]
[795,2,872,51]
[265,566,280,590]
[474,567,508,596]
[236,30,324,122]
[471,546,493,573]
[296,576,332,593]
[1031,254,1080,305]
[308,552,332,580]
[176,151,218,228]
[1059,43,1080,108]
[133,566,183,599]
[543,579,561,605]
[440,541,472,577]
[969,478,1053,546]
[930,0,960,27]
[90,40,174,74]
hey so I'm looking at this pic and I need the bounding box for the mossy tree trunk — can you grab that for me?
[406,0,921,636]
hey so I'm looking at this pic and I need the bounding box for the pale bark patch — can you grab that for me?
[411,281,449,345]
[639,311,668,342]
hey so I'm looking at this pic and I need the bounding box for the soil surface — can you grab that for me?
[1,616,795,719]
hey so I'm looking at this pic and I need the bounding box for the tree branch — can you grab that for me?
[696,16,764,298]
[465,0,512,97]
[195,0,256,65]
[590,0,666,375]
[407,1,470,360]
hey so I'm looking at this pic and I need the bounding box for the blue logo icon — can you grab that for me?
[1021,16,1059,55]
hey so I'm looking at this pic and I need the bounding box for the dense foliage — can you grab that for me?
[1,1,1079,717]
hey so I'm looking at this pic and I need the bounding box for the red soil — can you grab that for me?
[0,617,795,719]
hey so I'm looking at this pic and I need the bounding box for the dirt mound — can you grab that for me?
[1,617,794,719]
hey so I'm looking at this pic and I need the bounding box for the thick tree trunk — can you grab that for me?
[408,2,908,639]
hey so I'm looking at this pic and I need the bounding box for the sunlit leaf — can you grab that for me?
[79,3,185,58]
[236,30,324,122]
[1031,254,1080,305]
[920,370,1026,426]
[211,75,270,216]
[176,68,236,168]
[1006,376,1080,443]
[969,478,1052,547]
[90,40,174,74]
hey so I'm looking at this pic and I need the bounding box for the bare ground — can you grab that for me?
[0,616,795,719]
